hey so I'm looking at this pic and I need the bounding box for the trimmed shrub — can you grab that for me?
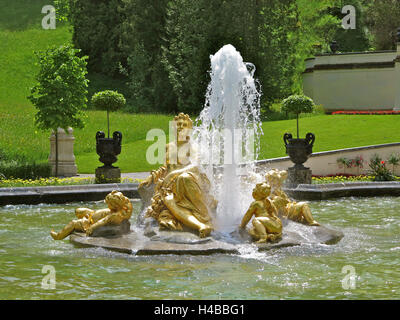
[91,90,126,137]
[91,90,126,112]
[281,94,314,138]
[0,160,51,180]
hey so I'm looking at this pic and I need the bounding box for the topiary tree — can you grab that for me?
[91,90,126,138]
[281,94,314,139]
[28,44,89,177]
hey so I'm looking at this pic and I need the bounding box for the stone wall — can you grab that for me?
[256,142,400,176]
[303,44,400,112]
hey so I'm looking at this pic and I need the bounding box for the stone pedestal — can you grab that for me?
[48,127,77,177]
[287,166,312,187]
[91,219,131,238]
[394,42,400,111]
[95,166,121,184]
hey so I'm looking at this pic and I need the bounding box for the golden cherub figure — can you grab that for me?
[50,190,133,240]
[266,169,319,226]
[240,183,282,243]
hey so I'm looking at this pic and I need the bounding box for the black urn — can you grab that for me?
[96,131,122,168]
[283,132,315,169]
[330,40,339,54]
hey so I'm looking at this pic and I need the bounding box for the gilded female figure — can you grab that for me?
[139,113,214,238]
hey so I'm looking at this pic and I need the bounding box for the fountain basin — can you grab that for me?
[285,181,400,200]
[1,198,399,299]
[2,181,400,206]
[0,183,139,205]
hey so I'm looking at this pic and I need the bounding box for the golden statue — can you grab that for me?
[265,169,319,226]
[50,190,133,240]
[240,183,282,243]
[139,113,214,238]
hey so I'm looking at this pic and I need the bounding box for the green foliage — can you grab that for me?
[281,94,314,138]
[281,95,314,115]
[122,0,176,113]
[262,102,324,122]
[365,0,400,50]
[54,0,71,22]
[91,90,126,112]
[86,72,132,111]
[330,0,371,52]
[388,153,400,166]
[336,156,364,170]
[0,0,53,31]
[337,157,353,169]
[28,44,89,132]
[0,160,51,180]
[291,0,340,92]
[69,0,125,76]
[388,153,400,174]
[368,154,395,181]
[162,0,298,113]
[290,0,371,93]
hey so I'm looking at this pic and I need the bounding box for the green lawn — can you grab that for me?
[260,115,400,159]
[1,1,399,174]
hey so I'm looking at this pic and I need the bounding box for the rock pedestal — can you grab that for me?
[70,218,344,255]
[91,219,131,237]
[287,166,312,187]
[48,127,78,177]
[95,166,121,184]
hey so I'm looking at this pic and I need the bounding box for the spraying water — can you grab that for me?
[193,44,263,233]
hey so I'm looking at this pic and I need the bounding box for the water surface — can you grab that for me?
[0,197,399,299]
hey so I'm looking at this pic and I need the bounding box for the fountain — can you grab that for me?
[4,46,400,300]
[194,44,263,233]
[61,45,343,254]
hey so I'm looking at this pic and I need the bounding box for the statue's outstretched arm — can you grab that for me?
[240,205,256,229]
[139,166,168,188]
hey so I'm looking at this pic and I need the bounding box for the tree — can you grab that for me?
[162,0,299,114]
[28,45,89,176]
[365,0,400,50]
[54,0,71,22]
[121,0,176,113]
[330,0,371,52]
[91,90,126,138]
[69,0,125,76]
[291,0,340,92]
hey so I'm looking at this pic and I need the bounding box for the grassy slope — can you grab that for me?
[260,115,400,159]
[1,1,399,174]
[0,0,171,172]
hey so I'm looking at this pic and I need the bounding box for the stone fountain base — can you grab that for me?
[69,218,344,255]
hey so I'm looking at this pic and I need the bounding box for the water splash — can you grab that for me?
[193,44,263,233]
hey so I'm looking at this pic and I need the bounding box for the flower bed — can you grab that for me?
[332,110,400,115]
[0,177,141,188]
[312,174,400,184]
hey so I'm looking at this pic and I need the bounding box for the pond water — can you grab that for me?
[0,197,399,300]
